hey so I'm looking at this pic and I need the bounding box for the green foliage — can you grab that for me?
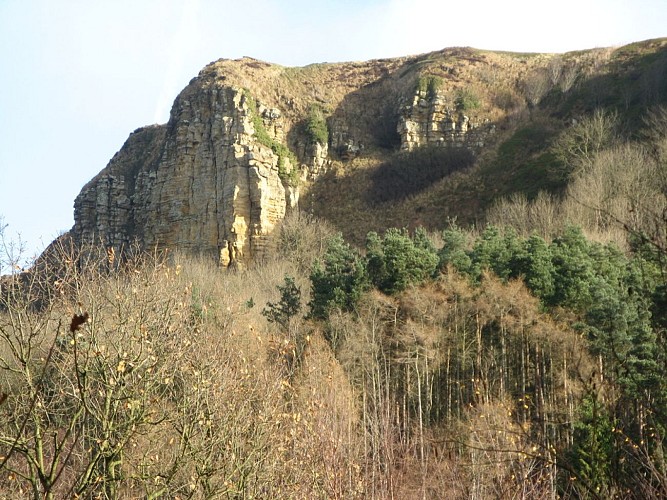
[244,91,300,186]
[301,218,667,494]
[446,224,664,408]
[305,105,329,145]
[469,225,522,282]
[469,226,557,299]
[413,226,438,254]
[438,227,472,274]
[416,74,443,100]
[250,109,274,147]
[365,228,439,294]
[568,394,616,496]
[308,234,368,320]
[454,88,481,111]
[275,144,300,187]
[584,256,661,397]
[262,276,302,331]
[547,226,599,309]
[515,234,556,301]
[191,285,213,322]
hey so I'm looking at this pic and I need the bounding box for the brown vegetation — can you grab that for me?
[1,214,605,498]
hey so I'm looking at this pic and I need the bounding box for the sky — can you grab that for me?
[0,0,665,268]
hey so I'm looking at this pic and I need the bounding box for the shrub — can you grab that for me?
[305,105,329,145]
[0,242,367,498]
[416,75,443,100]
[455,89,481,111]
[262,275,302,331]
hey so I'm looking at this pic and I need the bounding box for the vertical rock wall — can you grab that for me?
[73,84,292,267]
[71,54,507,267]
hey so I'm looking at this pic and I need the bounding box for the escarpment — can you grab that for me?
[74,81,297,267]
[71,40,667,266]
[71,50,503,266]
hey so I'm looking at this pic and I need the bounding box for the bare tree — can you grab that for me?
[553,108,619,172]
[523,68,552,109]
[548,56,563,87]
[560,63,580,93]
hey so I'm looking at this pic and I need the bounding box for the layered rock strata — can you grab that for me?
[73,85,294,267]
[398,88,495,151]
[71,49,519,266]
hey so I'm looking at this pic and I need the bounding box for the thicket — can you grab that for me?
[487,106,667,246]
[304,219,667,498]
[0,233,368,498]
[455,88,481,111]
[4,207,667,497]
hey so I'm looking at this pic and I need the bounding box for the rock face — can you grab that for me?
[398,88,495,151]
[73,84,294,267]
[71,48,569,265]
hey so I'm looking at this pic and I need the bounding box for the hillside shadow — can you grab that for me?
[546,42,667,126]
[367,146,475,205]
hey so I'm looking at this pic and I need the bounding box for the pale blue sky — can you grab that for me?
[1,0,665,267]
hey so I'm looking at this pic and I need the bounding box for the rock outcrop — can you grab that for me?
[73,84,295,267]
[71,47,595,265]
[398,87,495,151]
[71,56,416,266]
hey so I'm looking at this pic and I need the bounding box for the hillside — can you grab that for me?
[2,38,667,498]
[70,37,667,261]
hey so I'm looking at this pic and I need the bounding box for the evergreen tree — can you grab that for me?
[569,393,616,497]
[469,225,522,282]
[547,226,597,308]
[262,275,302,331]
[438,227,472,274]
[308,233,367,320]
[365,228,439,294]
[516,233,556,301]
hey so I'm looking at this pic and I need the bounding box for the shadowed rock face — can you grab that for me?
[73,84,293,268]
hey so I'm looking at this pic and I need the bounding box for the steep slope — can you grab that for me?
[70,39,667,262]
[73,83,294,267]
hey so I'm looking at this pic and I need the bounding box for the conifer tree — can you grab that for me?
[365,228,438,294]
[308,234,367,320]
